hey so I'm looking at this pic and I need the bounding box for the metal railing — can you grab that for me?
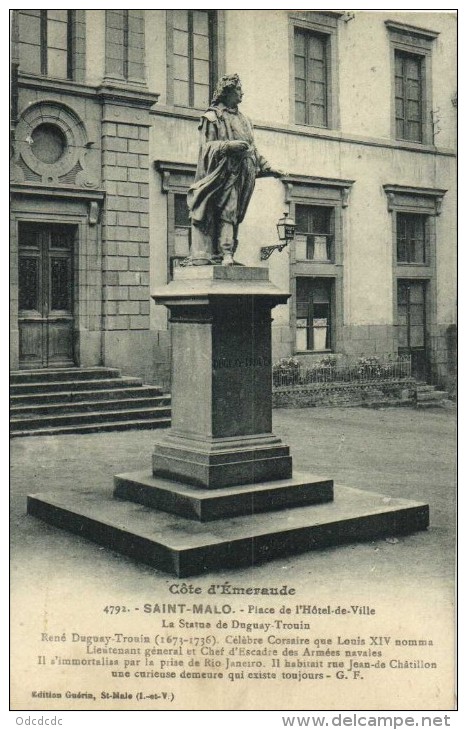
[272,355,412,388]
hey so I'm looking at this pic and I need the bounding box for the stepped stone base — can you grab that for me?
[27,485,429,577]
[114,470,333,521]
[24,269,430,574]
[152,434,292,489]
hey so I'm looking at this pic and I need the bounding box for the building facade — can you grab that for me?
[10,10,457,388]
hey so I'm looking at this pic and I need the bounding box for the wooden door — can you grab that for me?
[18,222,75,369]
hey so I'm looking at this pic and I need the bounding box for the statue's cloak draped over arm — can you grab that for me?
[187,110,230,238]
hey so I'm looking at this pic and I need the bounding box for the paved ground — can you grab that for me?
[11,405,456,592]
[10,405,457,711]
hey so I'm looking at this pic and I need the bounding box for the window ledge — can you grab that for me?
[292,262,342,276]
[11,182,105,201]
[151,104,204,121]
[254,119,455,157]
[97,83,159,109]
[18,72,97,99]
[18,72,160,111]
[396,262,430,267]
[395,265,432,277]
[149,105,455,157]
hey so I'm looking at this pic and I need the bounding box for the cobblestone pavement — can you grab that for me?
[10,405,456,595]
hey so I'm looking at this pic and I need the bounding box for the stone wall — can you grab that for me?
[429,324,457,394]
[273,380,416,408]
[98,84,159,382]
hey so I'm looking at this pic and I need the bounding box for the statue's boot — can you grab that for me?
[218,222,235,266]
[190,226,213,265]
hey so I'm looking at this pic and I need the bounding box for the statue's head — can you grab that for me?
[211,74,243,106]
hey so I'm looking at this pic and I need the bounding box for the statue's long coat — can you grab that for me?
[187,105,273,240]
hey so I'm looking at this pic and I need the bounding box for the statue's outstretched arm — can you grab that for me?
[255,150,286,178]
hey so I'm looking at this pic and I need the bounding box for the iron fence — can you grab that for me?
[272,355,412,388]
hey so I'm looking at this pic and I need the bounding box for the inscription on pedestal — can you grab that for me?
[213,356,271,369]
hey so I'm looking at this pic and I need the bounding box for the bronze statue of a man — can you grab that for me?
[187,74,284,266]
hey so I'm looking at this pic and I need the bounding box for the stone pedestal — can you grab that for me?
[27,266,429,576]
[152,267,292,487]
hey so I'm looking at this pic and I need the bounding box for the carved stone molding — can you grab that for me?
[12,101,98,188]
[282,175,354,208]
[155,160,197,193]
[97,83,159,110]
[11,183,105,202]
[18,72,97,99]
[383,184,447,215]
[385,20,439,44]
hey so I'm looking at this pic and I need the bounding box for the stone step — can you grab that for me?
[9,364,172,436]
[27,485,429,577]
[10,376,143,396]
[10,385,164,406]
[416,390,448,402]
[114,470,334,521]
[10,394,170,417]
[10,367,121,384]
[415,384,436,393]
[361,399,415,409]
[12,418,171,438]
[416,401,450,409]
[10,406,171,431]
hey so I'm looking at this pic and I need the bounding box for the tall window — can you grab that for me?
[386,21,438,146]
[294,28,328,127]
[397,213,427,264]
[105,10,145,82]
[155,160,197,281]
[397,280,426,354]
[17,10,73,79]
[287,175,351,357]
[296,278,333,352]
[106,10,129,79]
[172,10,213,108]
[384,183,444,383]
[295,205,334,261]
[172,194,191,273]
[395,50,423,142]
